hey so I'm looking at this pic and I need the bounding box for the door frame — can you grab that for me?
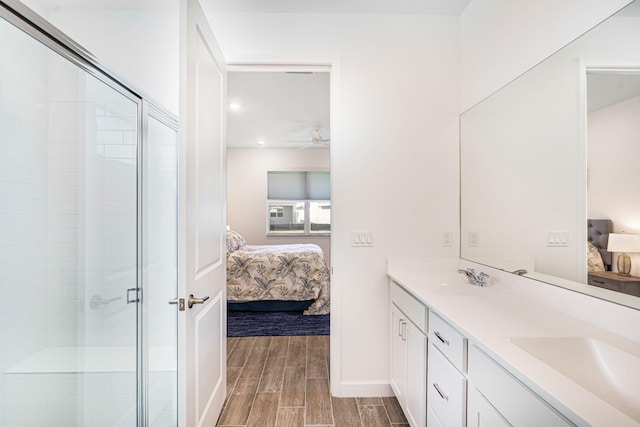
[579,60,640,284]
[226,59,343,395]
[140,101,180,426]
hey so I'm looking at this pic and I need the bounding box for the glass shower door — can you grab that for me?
[144,109,178,426]
[0,10,140,426]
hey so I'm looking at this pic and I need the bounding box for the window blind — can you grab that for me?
[268,171,330,200]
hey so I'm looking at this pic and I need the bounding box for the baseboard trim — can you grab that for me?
[335,380,394,398]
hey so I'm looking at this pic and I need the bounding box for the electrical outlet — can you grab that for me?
[442,232,452,247]
[468,231,479,247]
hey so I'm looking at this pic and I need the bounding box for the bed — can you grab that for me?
[226,230,330,315]
[587,219,613,272]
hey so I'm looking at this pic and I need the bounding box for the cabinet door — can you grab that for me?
[427,405,444,427]
[467,386,510,427]
[406,321,427,427]
[468,345,573,427]
[390,304,408,404]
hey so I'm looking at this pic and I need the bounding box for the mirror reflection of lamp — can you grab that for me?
[607,232,640,276]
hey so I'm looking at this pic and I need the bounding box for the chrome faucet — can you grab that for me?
[457,268,490,287]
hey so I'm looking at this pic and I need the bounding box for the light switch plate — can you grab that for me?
[547,231,569,247]
[352,231,374,247]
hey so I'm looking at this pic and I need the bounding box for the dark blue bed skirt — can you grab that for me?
[227,300,314,312]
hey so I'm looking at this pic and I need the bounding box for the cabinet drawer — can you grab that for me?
[390,281,427,333]
[429,311,467,372]
[587,274,640,297]
[468,345,573,427]
[428,343,467,427]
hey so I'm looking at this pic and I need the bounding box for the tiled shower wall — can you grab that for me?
[145,115,179,425]
[146,115,178,349]
[45,61,138,348]
[0,18,50,418]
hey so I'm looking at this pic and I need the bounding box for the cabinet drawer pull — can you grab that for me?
[434,331,449,346]
[402,321,407,341]
[433,383,448,401]
[398,319,404,337]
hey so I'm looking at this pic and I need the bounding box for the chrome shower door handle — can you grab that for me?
[188,294,209,309]
[127,288,140,304]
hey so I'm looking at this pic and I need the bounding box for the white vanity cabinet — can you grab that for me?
[389,281,427,427]
[387,261,640,426]
[467,345,574,427]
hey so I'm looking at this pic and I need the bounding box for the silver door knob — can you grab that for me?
[188,294,209,309]
[168,297,185,311]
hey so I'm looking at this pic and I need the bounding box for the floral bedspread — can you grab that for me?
[226,244,330,315]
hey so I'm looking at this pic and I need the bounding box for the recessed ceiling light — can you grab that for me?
[229,102,242,110]
[257,139,265,145]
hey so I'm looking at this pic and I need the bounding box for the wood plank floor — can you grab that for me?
[219,336,408,427]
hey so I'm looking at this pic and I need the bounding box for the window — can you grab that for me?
[267,171,330,235]
[270,206,284,218]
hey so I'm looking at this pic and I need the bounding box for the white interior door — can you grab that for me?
[177,0,227,425]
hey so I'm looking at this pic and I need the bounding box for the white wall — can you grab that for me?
[227,148,331,265]
[20,2,180,115]
[588,95,640,276]
[460,0,632,111]
[209,12,460,395]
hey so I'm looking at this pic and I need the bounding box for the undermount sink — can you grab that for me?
[509,336,640,422]
[411,272,488,295]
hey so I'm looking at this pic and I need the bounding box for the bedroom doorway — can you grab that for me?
[225,66,332,338]
[585,67,640,282]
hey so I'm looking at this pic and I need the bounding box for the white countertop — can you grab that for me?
[387,258,640,427]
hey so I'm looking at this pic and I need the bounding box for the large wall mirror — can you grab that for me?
[460,0,640,307]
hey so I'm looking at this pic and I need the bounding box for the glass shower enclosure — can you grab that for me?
[0,2,178,425]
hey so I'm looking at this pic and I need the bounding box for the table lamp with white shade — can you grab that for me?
[607,232,640,276]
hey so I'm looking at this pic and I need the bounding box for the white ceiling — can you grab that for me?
[35,0,470,14]
[202,0,470,15]
[227,71,330,149]
[25,0,176,11]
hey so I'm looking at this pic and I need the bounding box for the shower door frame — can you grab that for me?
[0,1,179,425]
[140,101,180,425]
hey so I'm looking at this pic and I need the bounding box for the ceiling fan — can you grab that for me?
[286,129,330,149]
